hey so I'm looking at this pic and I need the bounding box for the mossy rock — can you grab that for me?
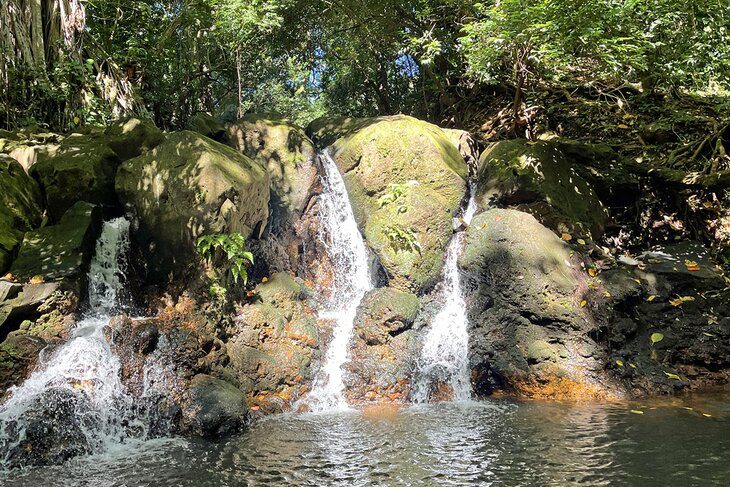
[31,134,121,221]
[189,113,228,143]
[227,115,318,233]
[477,139,610,238]
[0,155,44,275]
[10,201,102,281]
[355,287,420,345]
[105,117,165,160]
[184,374,249,438]
[329,115,468,293]
[115,131,270,283]
[306,116,379,148]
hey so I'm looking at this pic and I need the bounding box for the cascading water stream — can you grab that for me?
[0,218,149,465]
[302,151,373,412]
[412,184,478,403]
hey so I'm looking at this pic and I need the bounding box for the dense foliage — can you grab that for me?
[1,0,729,131]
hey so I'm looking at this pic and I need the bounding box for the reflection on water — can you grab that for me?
[2,395,728,486]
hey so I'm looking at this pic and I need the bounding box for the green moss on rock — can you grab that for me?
[115,131,270,283]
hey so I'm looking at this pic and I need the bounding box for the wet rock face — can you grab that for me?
[0,333,46,394]
[226,273,320,413]
[345,287,420,403]
[182,374,249,438]
[327,115,469,293]
[226,115,320,274]
[0,388,94,468]
[115,131,270,283]
[600,241,730,395]
[459,209,613,399]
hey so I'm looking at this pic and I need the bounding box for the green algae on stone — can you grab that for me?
[328,115,468,293]
[115,131,270,283]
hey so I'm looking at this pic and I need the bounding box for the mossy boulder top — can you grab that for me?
[104,117,165,161]
[227,114,318,232]
[115,131,270,283]
[477,139,610,239]
[0,154,43,275]
[30,134,122,222]
[328,115,469,293]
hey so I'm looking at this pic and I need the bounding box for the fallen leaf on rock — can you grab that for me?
[29,275,44,284]
[702,413,712,418]
[647,295,657,302]
[663,371,681,380]
[670,296,695,306]
[616,360,624,367]
[580,300,587,307]
[588,268,597,277]
[629,363,637,369]
[577,238,586,245]
[262,277,269,283]
[630,410,644,415]
[561,233,572,241]
[702,332,716,337]
[650,332,664,344]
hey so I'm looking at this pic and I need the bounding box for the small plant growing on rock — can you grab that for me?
[196,233,254,284]
[383,224,421,253]
[378,182,411,214]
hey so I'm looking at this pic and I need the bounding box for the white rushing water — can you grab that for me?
[0,218,141,462]
[303,151,373,412]
[412,184,477,403]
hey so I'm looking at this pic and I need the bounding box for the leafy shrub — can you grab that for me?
[195,233,254,284]
[383,224,421,253]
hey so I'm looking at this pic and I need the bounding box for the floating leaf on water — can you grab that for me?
[663,371,681,380]
[630,409,644,415]
[650,332,664,344]
[616,360,624,367]
[561,233,572,241]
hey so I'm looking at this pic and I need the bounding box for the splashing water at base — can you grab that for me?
[0,218,155,466]
[412,185,478,403]
[301,151,373,412]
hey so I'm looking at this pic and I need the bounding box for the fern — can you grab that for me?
[383,224,421,254]
[196,233,254,284]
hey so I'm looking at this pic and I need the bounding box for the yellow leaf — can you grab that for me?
[683,407,693,410]
[702,201,713,208]
[616,360,624,367]
[702,413,712,418]
[629,363,637,369]
[647,295,656,302]
[262,277,269,283]
[29,275,44,284]
[618,124,630,129]
[588,268,597,277]
[670,296,695,306]
[633,278,642,285]
[650,332,664,344]
[580,300,587,307]
[561,233,572,241]
[630,409,644,415]
[663,371,681,380]
[73,116,80,125]
[577,238,586,245]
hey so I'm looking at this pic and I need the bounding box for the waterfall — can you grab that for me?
[303,151,373,412]
[0,218,150,465]
[412,184,477,403]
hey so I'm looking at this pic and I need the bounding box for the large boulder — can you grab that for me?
[0,387,95,468]
[10,201,102,282]
[115,131,270,283]
[226,273,320,413]
[345,287,420,403]
[0,332,46,394]
[182,374,249,438]
[328,115,469,293]
[0,154,43,274]
[30,135,121,221]
[477,139,610,239]
[104,117,165,161]
[189,113,228,143]
[226,115,318,237]
[459,209,612,399]
[443,128,479,176]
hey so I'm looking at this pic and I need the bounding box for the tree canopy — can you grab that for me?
[1,0,729,131]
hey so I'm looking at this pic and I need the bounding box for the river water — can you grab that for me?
[2,394,727,486]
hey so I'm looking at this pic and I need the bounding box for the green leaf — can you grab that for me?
[650,332,664,344]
